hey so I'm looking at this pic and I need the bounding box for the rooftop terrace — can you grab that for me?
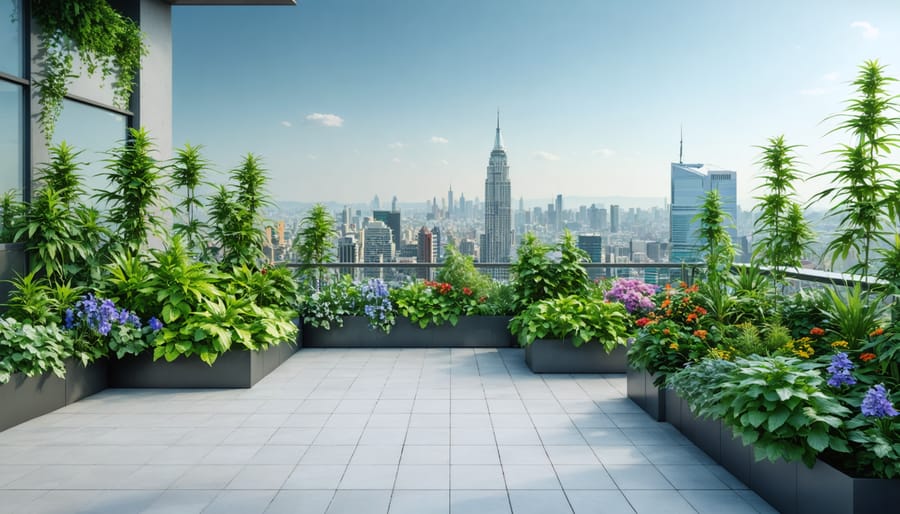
[0,348,776,514]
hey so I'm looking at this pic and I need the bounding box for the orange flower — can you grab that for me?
[870,327,884,337]
[682,297,690,304]
[694,306,707,316]
[686,313,698,323]
[636,317,652,327]
[679,281,688,288]
[665,283,672,291]
[663,328,671,336]
[462,287,473,296]
[661,298,671,309]
[810,327,825,337]
[693,329,708,339]
[860,353,877,362]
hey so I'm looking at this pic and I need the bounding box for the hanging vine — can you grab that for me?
[31,0,146,139]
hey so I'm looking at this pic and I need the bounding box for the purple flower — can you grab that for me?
[827,352,857,387]
[861,384,899,418]
[148,317,163,332]
[605,279,658,314]
[118,309,132,325]
[64,308,75,329]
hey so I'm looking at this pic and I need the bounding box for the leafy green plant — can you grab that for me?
[668,357,738,417]
[169,143,209,259]
[2,272,84,325]
[509,295,630,351]
[208,154,269,268]
[294,204,337,289]
[96,127,167,254]
[693,189,736,289]
[811,60,900,277]
[31,0,146,138]
[752,136,814,299]
[392,279,489,328]
[715,355,850,467]
[437,244,494,297]
[0,191,24,243]
[0,317,70,384]
[510,231,588,312]
[820,284,886,347]
[299,275,361,330]
[99,251,152,317]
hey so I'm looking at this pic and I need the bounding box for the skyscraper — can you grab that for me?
[610,204,620,233]
[417,226,433,279]
[577,234,603,280]
[555,194,563,232]
[363,220,394,278]
[373,209,401,255]
[670,162,738,263]
[482,113,512,263]
[447,186,454,219]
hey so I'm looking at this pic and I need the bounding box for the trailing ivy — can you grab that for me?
[31,0,146,138]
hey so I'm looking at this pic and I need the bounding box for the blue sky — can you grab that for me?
[172,0,900,208]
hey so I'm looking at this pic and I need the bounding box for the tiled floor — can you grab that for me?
[0,348,778,513]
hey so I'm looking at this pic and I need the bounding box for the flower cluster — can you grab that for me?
[65,294,141,335]
[827,352,857,387]
[604,279,658,314]
[423,280,453,295]
[861,384,899,418]
[360,279,395,333]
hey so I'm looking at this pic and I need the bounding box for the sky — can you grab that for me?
[171,0,900,209]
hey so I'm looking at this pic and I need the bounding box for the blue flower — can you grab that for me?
[827,352,856,387]
[64,308,75,329]
[861,384,899,418]
[148,317,163,332]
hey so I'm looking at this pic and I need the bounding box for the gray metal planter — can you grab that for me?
[65,358,108,404]
[303,316,515,348]
[108,342,298,388]
[0,370,66,432]
[524,339,628,373]
[626,367,666,421]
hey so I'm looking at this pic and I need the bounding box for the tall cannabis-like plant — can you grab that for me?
[752,136,814,300]
[96,127,167,254]
[36,141,85,206]
[170,143,209,259]
[294,204,336,290]
[207,155,269,269]
[812,60,900,277]
[694,189,736,288]
[0,191,24,243]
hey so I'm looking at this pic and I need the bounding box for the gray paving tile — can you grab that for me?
[202,445,263,465]
[450,428,495,445]
[314,428,364,445]
[545,445,599,465]
[450,489,511,514]
[389,490,450,514]
[680,490,759,514]
[227,464,294,489]
[566,490,636,513]
[735,490,780,514]
[498,445,550,465]
[171,465,243,490]
[360,428,407,445]
[326,489,392,514]
[656,464,730,490]
[401,445,450,465]
[141,489,219,514]
[450,464,505,489]
[592,446,651,465]
[119,464,190,489]
[250,445,308,465]
[350,445,403,465]
[450,445,500,465]
[203,490,277,514]
[638,445,714,465]
[301,445,356,465]
[606,465,673,490]
[395,464,450,489]
[508,489,573,514]
[622,490,696,514]
[493,428,542,445]
[283,465,347,489]
[338,464,397,489]
[554,464,617,490]
[405,428,451,445]
[503,464,561,489]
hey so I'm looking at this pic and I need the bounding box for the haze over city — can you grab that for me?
[172,0,900,208]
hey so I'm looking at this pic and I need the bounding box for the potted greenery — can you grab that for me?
[509,293,631,373]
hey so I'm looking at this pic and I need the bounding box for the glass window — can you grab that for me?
[0,81,23,198]
[52,100,128,202]
[0,0,22,77]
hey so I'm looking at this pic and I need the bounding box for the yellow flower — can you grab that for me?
[790,340,815,359]
[668,342,679,350]
[709,347,732,360]
[831,340,849,349]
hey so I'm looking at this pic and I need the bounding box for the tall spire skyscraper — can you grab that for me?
[481,112,512,263]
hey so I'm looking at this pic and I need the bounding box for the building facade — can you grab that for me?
[670,162,738,263]
[482,115,512,263]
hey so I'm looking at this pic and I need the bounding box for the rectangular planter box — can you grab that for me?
[679,401,722,463]
[626,367,666,421]
[0,369,66,432]
[665,387,900,514]
[664,388,683,430]
[108,341,298,388]
[65,358,108,404]
[524,339,628,373]
[303,316,515,348]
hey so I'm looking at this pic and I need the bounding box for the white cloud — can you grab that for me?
[533,151,560,161]
[822,71,839,81]
[441,159,449,166]
[430,136,449,144]
[388,142,405,150]
[593,148,615,157]
[305,113,344,127]
[799,87,827,96]
[280,121,292,128]
[851,21,879,39]
[392,157,402,163]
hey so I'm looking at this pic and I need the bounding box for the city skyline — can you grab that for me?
[172,1,900,207]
